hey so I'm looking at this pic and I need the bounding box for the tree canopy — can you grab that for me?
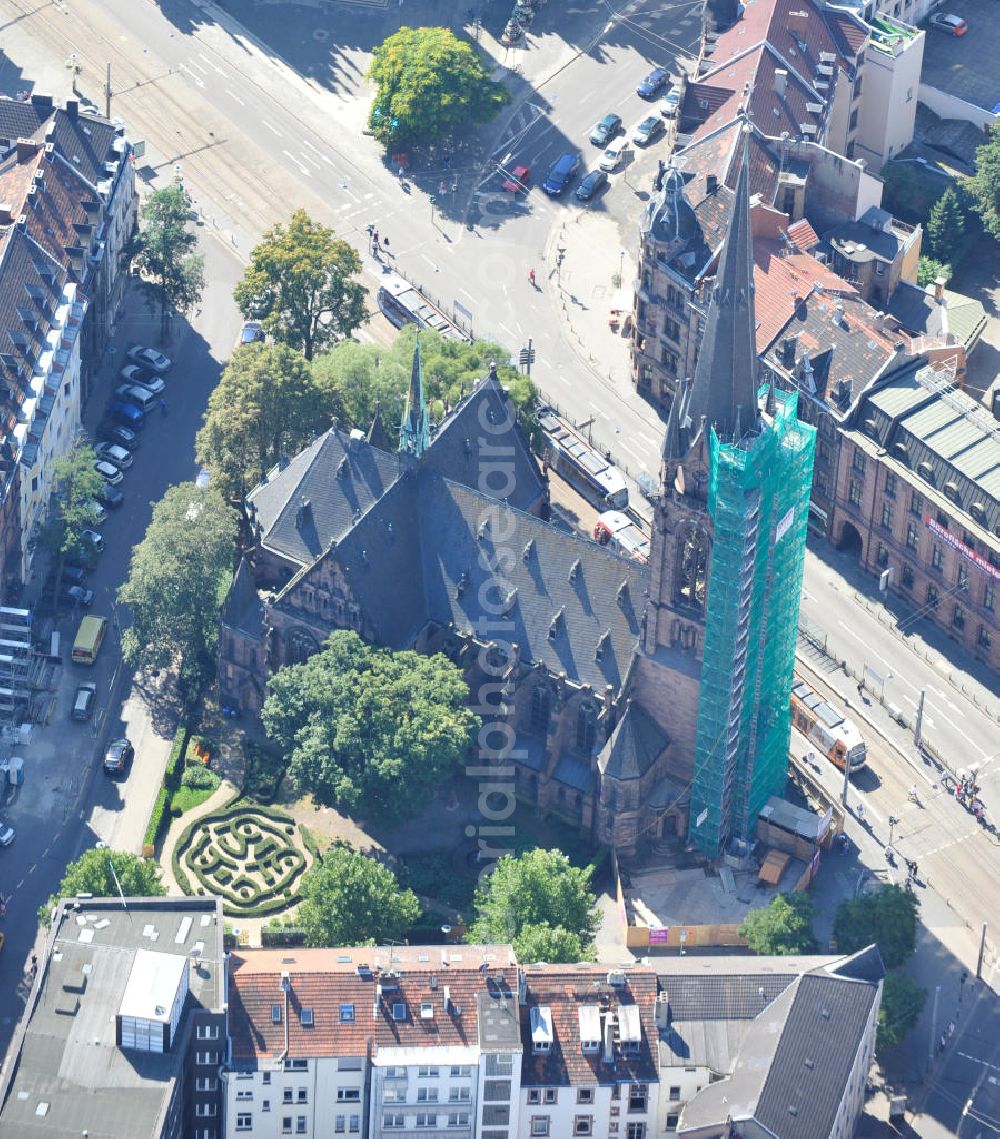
[367,27,509,149]
[924,185,967,263]
[833,885,919,968]
[877,972,927,1052]
[39,849,163,923]
[470,848,601,962]
[917,256,952,288]
[966,124,1000,242]
[118,482,238,707]
[738,893,818,956]
[298,845,421,947]
[33,442,103,594]
[130,185,204,337]
[234,210,366,360]
[196,342,337,501]
[262,631,477,823]
[311,325,537,443]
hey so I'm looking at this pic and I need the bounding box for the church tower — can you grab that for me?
[399,337,431,458]
[643,121,816,858]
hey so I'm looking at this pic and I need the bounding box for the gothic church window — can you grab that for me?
[287,627,318,666]
[675,523,709,610]
[529,685,550,735]
[576,704,597,755]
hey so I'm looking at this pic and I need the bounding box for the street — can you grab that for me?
[0,0,998,1129]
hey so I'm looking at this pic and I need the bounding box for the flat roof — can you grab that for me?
[0,897,224,1139]
[119,948,187,1023]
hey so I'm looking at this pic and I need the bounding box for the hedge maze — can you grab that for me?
[174,801,308,917]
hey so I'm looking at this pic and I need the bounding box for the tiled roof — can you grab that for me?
[519,966,659,1087]
[221,556,264,638]
[753,233,857,351]
[228,946,518,1063]
[786,218,820,250]
[0,96,123,190]
[676,120,781,203]
[828,945,885,985]
[599,699,671,781]
[753,972,878,1139]
[662,973,796,1020]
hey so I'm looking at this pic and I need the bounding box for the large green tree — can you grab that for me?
[966,125,1000,241]
[739,893,818,956]
[470,849,601,963]
[195,343,337,501]
[924,185,967,262]
[877,972,927,1051]
[298,845,421,947]
[262,630,477,823]
[33,442,103,597]
[367,27,509,148]
[39,848,163,923]
[833,885,919,968]
[130,185,205,337]
[118,483,238,707]
[311,326,537,443]
[916,256,952,288]
[234,210,366,360]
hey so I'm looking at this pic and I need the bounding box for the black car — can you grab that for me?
[58,585,95,608]
[575,170,609,201]
[61,565,88,586]
[99,422,139,451]
[103,738,134,776]
[96,483,124,510]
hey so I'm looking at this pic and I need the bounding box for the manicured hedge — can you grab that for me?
[143,787,171,853]
[163,725,191,793]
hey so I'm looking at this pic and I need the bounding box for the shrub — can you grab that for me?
[182,765,221,791]
[299,824,324,863]
[163,725,190,792]
[143,787,171,851]
[241,738,287,803]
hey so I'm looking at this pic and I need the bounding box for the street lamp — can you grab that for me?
[430,195,438,227]
[618,248,626,289]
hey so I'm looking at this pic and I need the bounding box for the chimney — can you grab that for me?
[933,277,946,303]
[0,205,13,225]
[602,1011,615,1064]
[782,334,797,364]
[706,173,718,194]
[15,138,37,162]
[65,99,78,119]
[774,69,788,97]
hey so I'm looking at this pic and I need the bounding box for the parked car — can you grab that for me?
[237,320,265,347]
[106,399,145,430]
[61,564,87,586]
[660,86,682,117]
[59,585,94,608]
[501,163,531,193]
[94,460,124,485]
[120,364,162,388]
[103,738,134,776]
[94,442,133,470]
[637,67,669,97]
[0,823,14,846]
[632,115,666,146]
[96,483,124,510]
[575,169,609,201]
[71,682,97,722]
[85,500,107,525]
[81,529,105,553]
[599,139,629,172]
[928,12,967,33]
[589,113,622,146]
[126,345,171,372]
[542,153,581,196]
[99,423,139,451]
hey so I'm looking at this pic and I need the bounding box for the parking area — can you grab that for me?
[919,0,1000,121]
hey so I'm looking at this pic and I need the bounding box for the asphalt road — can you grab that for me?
[924,989,1000,1137]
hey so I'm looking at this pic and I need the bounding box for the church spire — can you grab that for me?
[683,120,760,444]
[399,335,430,458]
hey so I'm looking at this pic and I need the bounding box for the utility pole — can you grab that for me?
[105,62,112,120]
[518,338,535,378]
[928,984,941,1072]
[841,750,850,808]
[888,815,898,847]
[977,923,987,979]
[914,688,925,746]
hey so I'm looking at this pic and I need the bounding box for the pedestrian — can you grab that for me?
[939,1033,948,1053]
[372,228,379,246]
[398,165,406,180]
[857,681,864,697]
[947,1021,956,1038]
[856,803,865,824]
[529,268,536,286]
[383,236,391,253]
[30,954,37,975]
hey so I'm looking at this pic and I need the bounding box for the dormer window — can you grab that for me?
[531,1006,553,1054]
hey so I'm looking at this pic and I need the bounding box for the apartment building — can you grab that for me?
[831,359,1000,670]
[515,964,660,1139]
[0,896,227,1139]
[224,944,521,1139]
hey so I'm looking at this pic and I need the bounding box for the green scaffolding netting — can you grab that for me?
[689,389,817,857]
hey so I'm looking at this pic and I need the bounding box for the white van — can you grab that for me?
[122,384,158,413]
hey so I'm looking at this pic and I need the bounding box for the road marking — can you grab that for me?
[187,59,207,74]
[499,322,516,339]
[302,139,331,163]
[459,288,477,303]
[177,63,205,89]
[225,89,245,106]
[298,150,322,169]
[261,119,282,137]
[281,150,310,176]
[921,828,980,858]
[958,1051,1000,1073]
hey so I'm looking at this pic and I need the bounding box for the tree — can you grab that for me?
[738,893,818,955]
[469,849,601,959]
[298,845,421,947]
[39,848,163,923]
[32,442,103,597]
[924,185,967,262]
[196,343,337,501]
[311,326,537,443]
[966,124,1000,241]
[877,972,927,1051]
[130,185,205,337]
[513,922,593,965]
[833,885,919,968]
[117,483,238,708]
[234,210,366,360]
[916,256,952,288]
[262,631,477,823]
[367,27,509,149]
